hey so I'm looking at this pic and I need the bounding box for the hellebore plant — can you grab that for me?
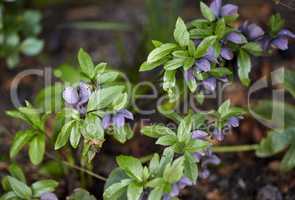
[2,0,295,200]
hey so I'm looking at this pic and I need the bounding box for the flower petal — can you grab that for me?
[78,82,91,104]
[210,0,222,17]
[221,4,238,16]
[202,78,216,91]
[192,130,208,140]
[170,184,180,197]
[118,109,134,120]
[199,168,210,179]
[63,86,79,105]
[213,128,224,141]
[40,192,58,200]
[221,47,233,60]
[102,114,111,129]
[226,32,245,44]
[113,113,125,128]
[184,68,194,81]
[271,37,288,50]
[247,23,264,40]
[196,58,211,72]
[179,177,193,188]
[228,116,240,127]
[205,47,218,63]
[278,29,295,38]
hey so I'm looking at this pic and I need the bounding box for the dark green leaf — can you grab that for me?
[10,130,35,159]
[237,49,251,86]
[32,180,58,197]
[242,42,263,56]
[54,120,75,150]
[195,36,217,58]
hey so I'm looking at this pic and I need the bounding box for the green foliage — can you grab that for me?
[0,164,58,199]
[0,2,43,68]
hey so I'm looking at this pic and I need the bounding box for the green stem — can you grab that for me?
[212,144,259,153]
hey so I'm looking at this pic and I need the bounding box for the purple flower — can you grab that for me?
[226,32,246,44]
[240,21,265,41]
[227,116,240,127]
[102,109,133,129]
[40,192,58,200]
[210,0,238,18]
[192,130,208,140]
[184,68,195,82]
[202,77,216,91]
[195,47,218,72]
[199,153,221,179]
[213,128,224,141]
[169,177,193,197]
[259,29,295,51]
[221,47,234,60]
[63,82,91,115]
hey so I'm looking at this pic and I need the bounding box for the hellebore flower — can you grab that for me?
[240,21,265,41]
[102,109,133,129]
[210,0,238,18]
[260,29,295,51]
[63,82,91,115]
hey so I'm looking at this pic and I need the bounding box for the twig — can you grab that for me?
[45,152,107,181]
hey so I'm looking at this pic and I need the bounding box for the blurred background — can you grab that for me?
[0,0,295,199]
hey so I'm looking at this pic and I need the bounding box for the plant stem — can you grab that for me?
[45,153,107,181]
[212,144,259,153]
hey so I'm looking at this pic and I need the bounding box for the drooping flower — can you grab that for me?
[195,47,218,72]
[102,109,134,129]
[226,31,247,44]
[240,21,265,41]
[259,29,295,51]
[192,130,209,161]
[209,0,238,18]
[220,46,234,60]
[199,153,221,179]
[227,116,240,127]
[63,82,91,115]
[163,177,193,199]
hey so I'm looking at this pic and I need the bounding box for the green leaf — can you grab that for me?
[283,69,295,97]
[174,17,190,47]
[147,43,177,64]
[29,134,45,165]
[139,57,169,72]
[256,128,294,157]
[87,86,125,111]
[18,106,44,130]
[103,179,131,200]
[164,58,184,70]
[237,49,251,86]
[163,157,184,183]
[268,13,285,36]
[8,164,26,183]
[70,122,81,148]
[112,93,128,111]
[0,191,18,200]
[218,100,231,115]
[10,130,35,159]
[78,48,95,78]
[156,135,177,146]
[215,18,226,38]
[184,152,198,183]
[200,2,215,22]
[163,70,176,91]
[141,125,175,138]
[281,142,295,171]
[242,42,263,56]
[82,114,104,140]
[195,36,217,58]
[98,71,120,84]
[149,154,160,175]
[20,38,44,56]
[54,120,75,150]
[177,115,193,142]
[116,156,143,181]
[32,180,58,197]
[127,182,143,200]
[105,168,129,189]
[7,176,32,199]
[210,67,232,77]
[148,187,163,200]
[159,148,174,174]
[67,188,97,200]
[183,57,195,70]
